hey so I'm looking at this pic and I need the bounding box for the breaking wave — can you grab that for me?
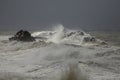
[0,24,120,80]
[32,24,106,46]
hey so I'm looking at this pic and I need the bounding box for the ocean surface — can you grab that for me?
[0,25,120,80]
[89,31,120,47]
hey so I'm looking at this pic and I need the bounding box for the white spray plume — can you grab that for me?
[47,24,65,43]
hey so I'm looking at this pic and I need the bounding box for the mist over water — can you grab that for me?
[0,25,120,80]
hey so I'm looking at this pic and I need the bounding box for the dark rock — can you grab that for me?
[67,32,76,37]
[83,37,96,42]
[9,30,35,41]
[80,32,84,36]
[83,37,91,42]
[77,31,84,36]
[90,37,96,42]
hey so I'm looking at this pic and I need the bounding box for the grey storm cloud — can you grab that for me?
[0,0,120,30]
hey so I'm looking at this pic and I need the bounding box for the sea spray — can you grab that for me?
[47,24,65,43]
[0,26,120,80]
[31,24,104,46]
[60,60,88,80]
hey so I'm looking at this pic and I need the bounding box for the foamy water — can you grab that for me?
[0,25,120,80]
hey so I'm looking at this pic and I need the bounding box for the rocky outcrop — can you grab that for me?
[9,30,35,41]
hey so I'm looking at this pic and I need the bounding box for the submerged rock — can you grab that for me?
[9,30,35,41]
[83,37,96,42]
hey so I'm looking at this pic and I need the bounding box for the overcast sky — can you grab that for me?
[0,0,120,30]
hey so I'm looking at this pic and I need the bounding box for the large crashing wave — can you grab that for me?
[0,24,120,80]
[0,24,106,53]
[32,24,106,46]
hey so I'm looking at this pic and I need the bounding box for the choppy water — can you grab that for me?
[89,31,120,46]
[0,25,120,80]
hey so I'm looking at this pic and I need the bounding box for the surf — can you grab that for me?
[0,24,119,80]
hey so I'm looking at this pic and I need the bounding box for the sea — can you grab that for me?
[0,25,120,80]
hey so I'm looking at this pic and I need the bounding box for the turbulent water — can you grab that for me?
[0,25,120,80]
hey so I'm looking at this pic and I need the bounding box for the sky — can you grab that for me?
[0,0,120,30]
